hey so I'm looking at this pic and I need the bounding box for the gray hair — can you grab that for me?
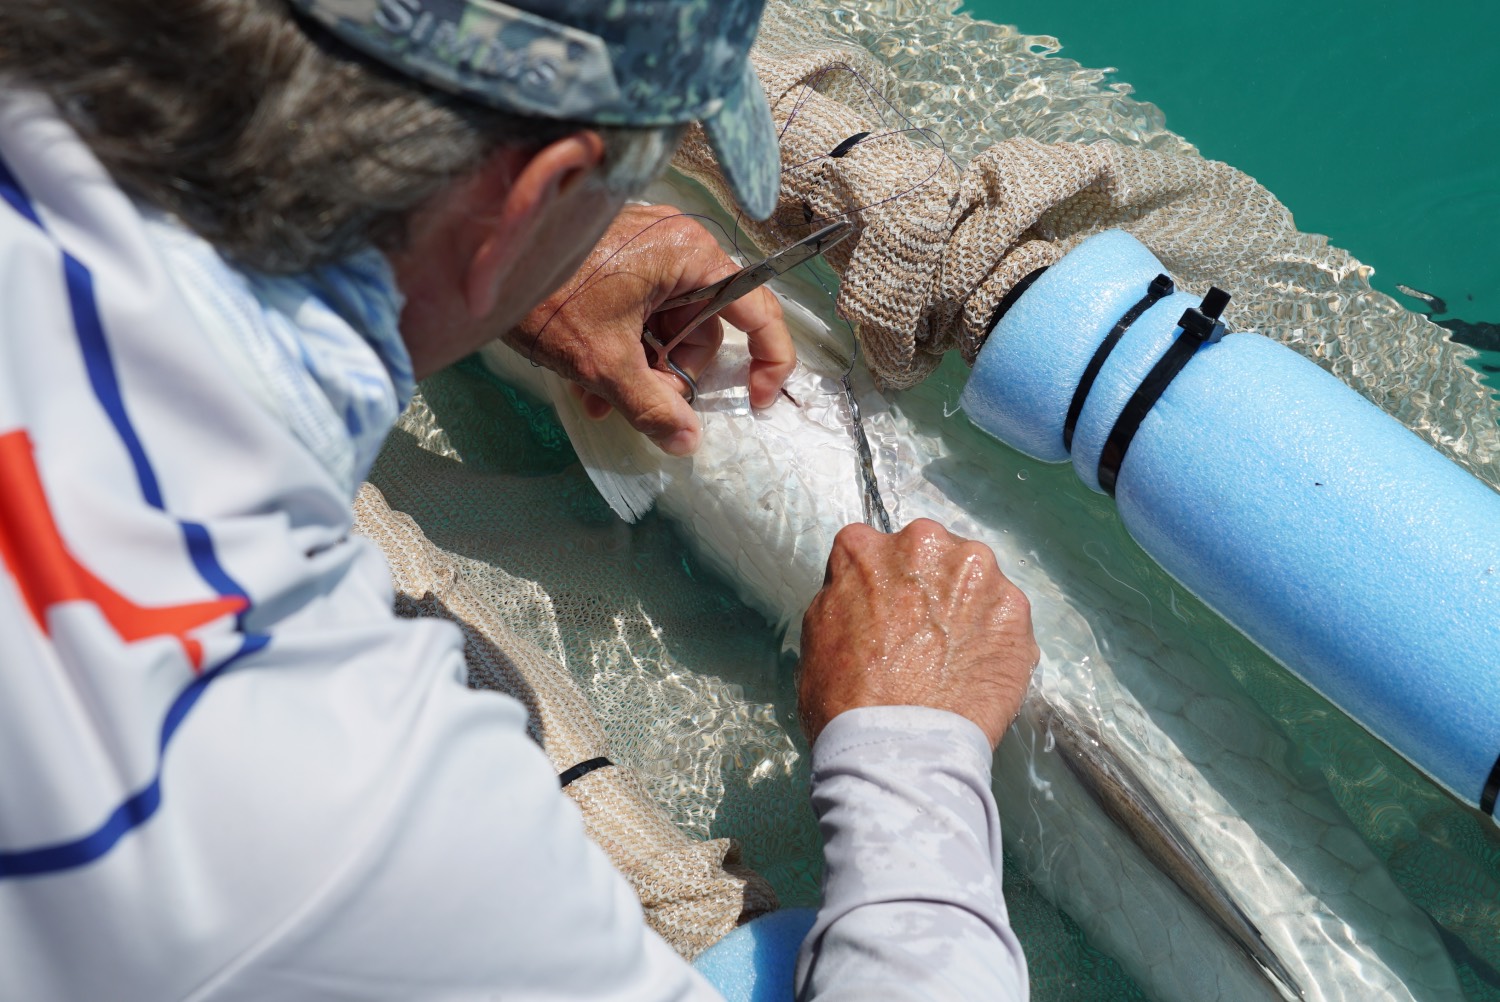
[0,0,681,274]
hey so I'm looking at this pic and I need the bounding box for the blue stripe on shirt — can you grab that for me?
[0,633,270,878]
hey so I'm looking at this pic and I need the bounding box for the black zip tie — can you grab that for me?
[981,267,1049,343]
[1064,273,1175,452]
[1097,287,1230,496]
[558,756,613,789]
[829,131,872,158]
[1482,752,1500,816]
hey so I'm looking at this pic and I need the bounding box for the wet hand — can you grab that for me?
[798,519,1040,750]
[505,204,793,457]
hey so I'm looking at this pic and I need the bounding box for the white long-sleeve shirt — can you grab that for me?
[0,89,1025,1002]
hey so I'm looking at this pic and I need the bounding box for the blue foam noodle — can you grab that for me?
[964,230,1500,809]
[692,908,815,1002]
[1117,335,1500,798]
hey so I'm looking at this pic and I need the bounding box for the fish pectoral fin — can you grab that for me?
[541,374,672,524]
[476,341,672,524]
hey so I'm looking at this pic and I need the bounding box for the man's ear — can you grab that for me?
[463,130,607,320]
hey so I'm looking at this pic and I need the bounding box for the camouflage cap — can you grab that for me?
[288,0,779,218]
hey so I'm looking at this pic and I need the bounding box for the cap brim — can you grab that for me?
[701,63,781,221]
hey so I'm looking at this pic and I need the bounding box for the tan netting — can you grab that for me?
[673,1,1500,484]
[351,471,776,960]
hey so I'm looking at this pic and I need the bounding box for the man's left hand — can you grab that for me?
[505,204,793,457]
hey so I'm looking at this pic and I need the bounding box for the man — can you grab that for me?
[0,0,1036,998]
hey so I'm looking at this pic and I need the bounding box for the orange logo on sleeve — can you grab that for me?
[0,430,247,670]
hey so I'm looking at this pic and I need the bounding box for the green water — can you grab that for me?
[962,0,1500,333]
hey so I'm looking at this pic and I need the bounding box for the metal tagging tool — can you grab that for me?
[642,220,854,404]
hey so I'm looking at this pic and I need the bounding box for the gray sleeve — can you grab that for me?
[796,706,1029,1001]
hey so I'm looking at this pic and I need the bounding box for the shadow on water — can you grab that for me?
[1398,285,1500,390]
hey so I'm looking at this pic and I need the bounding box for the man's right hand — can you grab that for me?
[505,204,792,458]
[798,519,1039,750]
